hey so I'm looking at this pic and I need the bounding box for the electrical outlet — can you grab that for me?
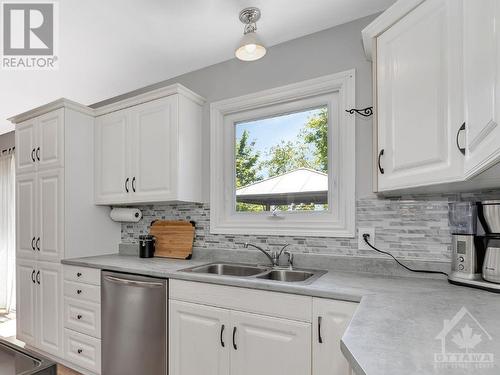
[358,227,375,250]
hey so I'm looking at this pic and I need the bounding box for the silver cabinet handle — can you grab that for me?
[456,122,466,155]
[104,275,164,288]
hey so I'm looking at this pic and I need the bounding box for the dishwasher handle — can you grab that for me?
[103,275,164,288]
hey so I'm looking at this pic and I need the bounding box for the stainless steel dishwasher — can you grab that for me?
[102,271,166,375]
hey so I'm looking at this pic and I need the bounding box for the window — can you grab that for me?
[210,70,355,237]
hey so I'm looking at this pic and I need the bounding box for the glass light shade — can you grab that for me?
[235,31,266,61]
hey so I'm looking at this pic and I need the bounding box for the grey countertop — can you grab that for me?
[62,253,500,375]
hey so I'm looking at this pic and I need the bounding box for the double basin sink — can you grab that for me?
[180,262,326,284]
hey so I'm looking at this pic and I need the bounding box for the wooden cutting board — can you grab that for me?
[149,220,195,259]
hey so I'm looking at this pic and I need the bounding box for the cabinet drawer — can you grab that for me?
[64,280,100,304]
[64,329,101,374]
[64,297,101,338]
[64,265,100,285]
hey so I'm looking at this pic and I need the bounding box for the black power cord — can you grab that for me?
[362,234,448,277]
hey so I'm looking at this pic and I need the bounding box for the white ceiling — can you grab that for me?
[0,0,395,134]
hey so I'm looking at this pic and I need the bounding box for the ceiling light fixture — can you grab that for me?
[235,7,266,62]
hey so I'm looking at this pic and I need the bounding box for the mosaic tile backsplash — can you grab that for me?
[121,191,500,262]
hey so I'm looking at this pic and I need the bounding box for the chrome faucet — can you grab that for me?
[243,243,290,267]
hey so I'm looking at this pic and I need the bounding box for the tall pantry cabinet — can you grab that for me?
[12,99,120,358]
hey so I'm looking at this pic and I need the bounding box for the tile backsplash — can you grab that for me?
[121,191,500,262]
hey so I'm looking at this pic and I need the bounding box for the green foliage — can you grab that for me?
[264,140,312,177]
[301,108,328,173]
[235,130,262,188]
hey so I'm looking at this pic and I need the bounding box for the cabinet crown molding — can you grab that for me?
[362,0,425,60]
[8,98,94,124]
[93,83,206,117]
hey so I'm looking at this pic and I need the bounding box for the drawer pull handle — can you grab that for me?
[36,147,40,161]
[77,289,82,294]
[77,314,82,320]
[36,271,40,285]
[31,148,36,162]
[35,237,40,251]
[77,349,83,354]
[76,272,82,277]
[31,237,36,250]
[132,176,136,192]
[31,270,36,284]
[125,177,130,193]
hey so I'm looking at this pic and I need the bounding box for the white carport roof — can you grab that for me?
[236,168,328,205]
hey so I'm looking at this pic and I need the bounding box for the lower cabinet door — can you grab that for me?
[230,310,312,375]
[169,300,230,375]
[37,261,63,357]
[16,259,37,346]
[312,298,358,375]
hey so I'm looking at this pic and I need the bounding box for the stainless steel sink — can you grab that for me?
[255,269,315,282]
[179,262,326,284]
[182,263,270,277]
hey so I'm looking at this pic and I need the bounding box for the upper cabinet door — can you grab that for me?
[94,111,130,204]
[16,119,37,175]
[37,109,64,171]
[169,300,230,375]
[463,0,500,178]
[312,298,358,375]
[231,310,311,375]
[129,96,178,202]
[37,169,64,262]
[376,0,464,191]
[16,173,37,260]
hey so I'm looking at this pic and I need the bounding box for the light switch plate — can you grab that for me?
[358,227,375,250]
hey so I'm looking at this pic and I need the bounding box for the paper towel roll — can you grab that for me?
[110,208,142,222]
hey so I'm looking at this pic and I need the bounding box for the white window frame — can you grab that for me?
[210,70,355,237]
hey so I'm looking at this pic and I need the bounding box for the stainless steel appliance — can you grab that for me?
[448,200,500,292]
[102,272,166,375]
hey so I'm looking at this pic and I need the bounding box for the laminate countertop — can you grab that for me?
[62,253,500,375]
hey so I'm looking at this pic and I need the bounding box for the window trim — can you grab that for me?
[210,70,356,237]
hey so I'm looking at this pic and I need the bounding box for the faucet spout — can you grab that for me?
[244,242,275,267]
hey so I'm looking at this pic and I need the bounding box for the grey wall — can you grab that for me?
[93,14,376,201]
[0,131,14,152]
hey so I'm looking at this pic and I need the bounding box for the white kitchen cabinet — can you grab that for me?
[94,110,129,204]
[16,259,37,346]
[231,310,311,375]
[36,109,64,171]
[169,300,230,375]
[312,298,358,375]
[363,0,500,192]
[375,0,463,191]
[37,261,63,357]
[37,169,64,262]
[16,259,63,357]
[463,0,500,178]
[169,280,357,375]
[15,119,37,175]
[13,100,120,262]
[94,84,205,205]
[16,173,37,259]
